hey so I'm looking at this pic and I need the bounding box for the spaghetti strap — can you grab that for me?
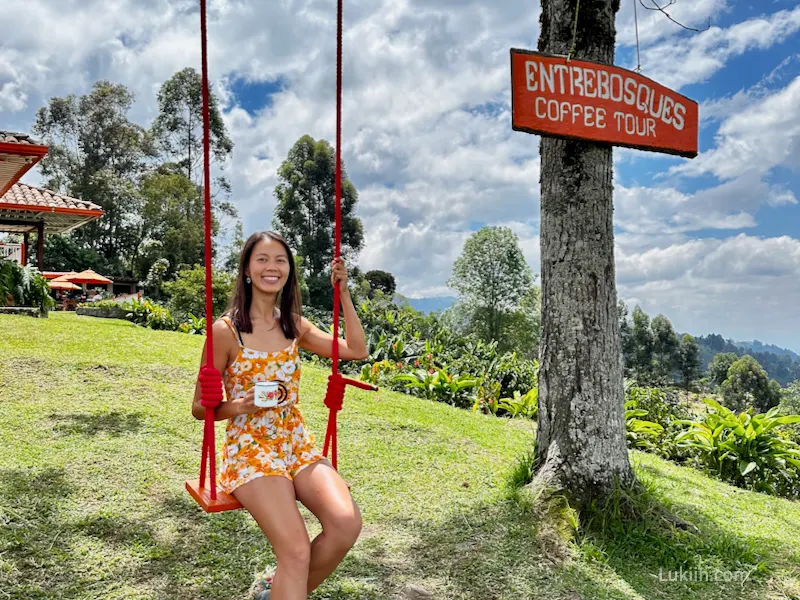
[220,315,244,347]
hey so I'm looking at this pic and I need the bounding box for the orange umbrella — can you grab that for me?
[50,271,79,283]
[66,269,113,285]
[49,280,81,290]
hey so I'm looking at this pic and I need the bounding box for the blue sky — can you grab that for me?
[1,0,799,350]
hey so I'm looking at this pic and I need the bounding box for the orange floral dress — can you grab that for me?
[217,315,324,493]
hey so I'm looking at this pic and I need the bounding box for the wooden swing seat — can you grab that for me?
[185,479,242,513]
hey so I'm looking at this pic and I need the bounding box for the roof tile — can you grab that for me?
[0,183,103,212]
[0,130,40,145]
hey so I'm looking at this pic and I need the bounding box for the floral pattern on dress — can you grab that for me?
[217,317,324,493]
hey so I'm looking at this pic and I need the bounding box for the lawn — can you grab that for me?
[1,312,799,600]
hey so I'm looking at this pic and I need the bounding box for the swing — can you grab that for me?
[185,0,377,514]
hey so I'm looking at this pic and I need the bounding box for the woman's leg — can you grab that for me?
[293,459,362,594]
[233,476,311,600]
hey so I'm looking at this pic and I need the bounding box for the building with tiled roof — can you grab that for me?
[0,130,104,268]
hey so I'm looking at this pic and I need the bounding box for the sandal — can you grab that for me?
[253,578,272,600]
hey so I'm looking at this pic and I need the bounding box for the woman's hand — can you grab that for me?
[331,257,348,294]
[232,387,260,416]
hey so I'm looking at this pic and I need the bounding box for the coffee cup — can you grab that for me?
[254,381,286,408]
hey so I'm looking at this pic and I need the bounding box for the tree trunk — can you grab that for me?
[532,0,635,509]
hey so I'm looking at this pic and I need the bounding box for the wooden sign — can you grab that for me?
[510,49,698,158]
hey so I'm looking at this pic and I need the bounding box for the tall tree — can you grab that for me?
[448,226,534,345]
[677,334,702,390]
[32,81,155,274]
[630,305,655,382]
[532,0,635,508]
[151,67,233,186]
[651,314,680,382]
[273,135,364,306]
[135,164,210,281]
[151,67,239,261]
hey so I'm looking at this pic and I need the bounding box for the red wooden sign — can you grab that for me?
[510,49,698,158]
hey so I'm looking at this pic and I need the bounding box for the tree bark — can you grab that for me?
[532,0,635,509]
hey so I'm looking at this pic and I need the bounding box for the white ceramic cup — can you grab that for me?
[254,381,281,408]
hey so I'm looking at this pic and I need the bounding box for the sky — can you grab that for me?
[1,0,799,350]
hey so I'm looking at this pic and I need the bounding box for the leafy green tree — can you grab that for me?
[721,355,782,412]
[505,284,542,360]
[32,81,155,274]
[448,226,534,346]
[135,164,209,281]
[272,135,364,306]
[677,334,702,390]
[365,270,396,298]
[651,314,680,381]
[151,68,239,260]
[630,306,655,382]
[162,265,235,319]
[709,352,738,387]
[151,67,233,186]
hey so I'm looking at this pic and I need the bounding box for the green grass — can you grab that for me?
[1,312,799,600]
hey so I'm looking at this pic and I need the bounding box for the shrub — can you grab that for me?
[162,265,234,320]
[674,398,800,498]
[0,259,55,314]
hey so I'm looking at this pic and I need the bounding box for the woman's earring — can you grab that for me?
[246,276,251,284]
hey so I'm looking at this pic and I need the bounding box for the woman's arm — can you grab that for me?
[298,258,369,361]
[191,320,243,421]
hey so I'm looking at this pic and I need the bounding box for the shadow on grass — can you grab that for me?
[0,466,268,600]
[323,474,798,600]
[50,410,144,437]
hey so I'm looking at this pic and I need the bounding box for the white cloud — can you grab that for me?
[617,234,800,348]
[3,0,800,349]
[635,4,800,89]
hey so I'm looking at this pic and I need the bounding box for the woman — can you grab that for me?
[192,230,369,600]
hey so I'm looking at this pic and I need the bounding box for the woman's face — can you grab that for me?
[246,237,291,295]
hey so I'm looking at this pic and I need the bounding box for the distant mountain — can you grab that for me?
[694,333,800,386]
[400,296,457,314]
[735,340,800,361]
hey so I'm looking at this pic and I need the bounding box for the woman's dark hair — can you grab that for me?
[227,231,302,339]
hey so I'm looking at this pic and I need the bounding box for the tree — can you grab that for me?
[272,135,364,307]
[151,67,233,186]
[708,352,738,387]
[135,164,209,281]
[505,284,542,360]
[151,68,239,261]
[630,306,655,382]
[651,314,680,382]
[448,226,534,346]
[677,334,701,390]
[365,270,396,298]
[32,81,155,274]
[531,0,635,509]
[721,355,782,413]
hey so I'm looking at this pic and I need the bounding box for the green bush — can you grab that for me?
[674,398,800,498]
[0,259,55,314]
[162,265,234,320]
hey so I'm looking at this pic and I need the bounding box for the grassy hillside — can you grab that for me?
[1,312,799,600]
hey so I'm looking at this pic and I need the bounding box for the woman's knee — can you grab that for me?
[274,538,312,570]
[327,509,362,547]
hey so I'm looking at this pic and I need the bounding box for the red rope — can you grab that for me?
[323,0,345,470]
[198,0,223,500]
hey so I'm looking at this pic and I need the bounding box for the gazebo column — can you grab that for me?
[37,220,44,270]
[22,232,29,265]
